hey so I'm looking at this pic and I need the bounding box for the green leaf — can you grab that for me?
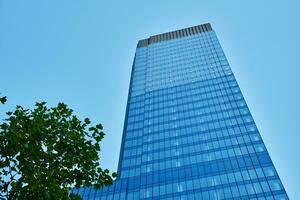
[95,124,103,130]
[43,191,50,200]
[112,172,117,178]
[0,96,7,104]
[84,118,91,124]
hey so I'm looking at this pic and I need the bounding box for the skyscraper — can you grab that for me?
[73,23,288,200]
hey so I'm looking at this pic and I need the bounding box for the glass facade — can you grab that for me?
[72,23,288,200]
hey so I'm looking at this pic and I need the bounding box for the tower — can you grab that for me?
[73,23,288,200]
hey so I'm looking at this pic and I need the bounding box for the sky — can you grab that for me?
[0,0,299,198]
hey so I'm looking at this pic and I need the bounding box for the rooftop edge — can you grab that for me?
[137,23,212,48]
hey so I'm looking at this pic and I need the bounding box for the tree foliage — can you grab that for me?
[0,99,117,199]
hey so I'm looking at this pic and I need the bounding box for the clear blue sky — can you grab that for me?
[1,0,299,198]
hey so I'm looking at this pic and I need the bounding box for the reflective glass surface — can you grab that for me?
[72,26,288,200]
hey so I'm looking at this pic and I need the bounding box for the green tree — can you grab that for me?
[0,98,117,199]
